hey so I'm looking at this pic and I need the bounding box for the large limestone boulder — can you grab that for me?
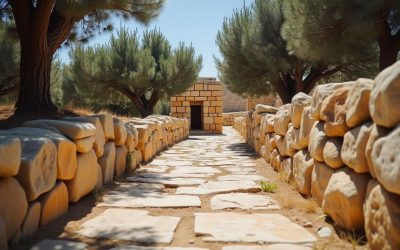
[322,168,370,231]
[0,137,20,177]
[98,142,116,184]
[0,178,28,240]
[134,124,151,151]
[345,78,374,128]
[142,141,154,162]
[264,114,275,133]
[365,124,390,178]
[369,61,400,127]
[311,162,335,206]
[274,109,291,136]
[21,202,40,238]
[113,118,127,146]
[269,149,280,171]
[136,149,143,166]
[364,179,400,250]
[66,150,98,203]
[287,125,302,150]
[91,114,114,140]
[308,121,329,162]
[298,106,316,148]
[323,138,344,169]
[23,119,96,140]
[114,146,128,177]
[281,157,293,182]
[320,87,351,137]
[341,122,372,173]
[274,134,287,157]
[371,125,400,194]
[74,135,95,153]
[291,92,312,128]
[255,104,278,114]
[64,116,105,157]
[283,125,297,157]
[124,123,138,153]
[39,181,68,226]
[293,150,314,196]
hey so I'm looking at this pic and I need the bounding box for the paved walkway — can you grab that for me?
[31,127,317,250]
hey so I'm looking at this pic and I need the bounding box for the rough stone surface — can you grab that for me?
[39,181,69,226]
[98,142,116,184]
[341,122,372,173]
[77,209,180,244]
[323,138,344,169]
[322,168,370,231]
[291,92,312,128]
[92,114,115,140]
[311,162,335,206]
[114,146,128,177]
[293,150,314,196]
[66,150,98,203]
[194,213,316,243]
[222,245,311,250]
[371,125,400,194]
[0,177,28,240]
[283,125,297,157]
[281,157,293,182]
[176,180,260,195]
[125,123,138,152]
[142,141,154,162]
[111,247,208,250]
[74,135,95,153]
[308,121,329,162]
[365,124,389,178]
[210,193,280,210]
[96,163,103,190]
[171,167,220,175]
[255,104,278,114]
[127,175,206,187]
[114,118,127,146]
[364,179,400,250]
[217,175,266,182]
[21,201,40,239]
[345,78,374,128]
[274,109,291,136]
[369,61,400,127]
[0,137,20,178]
[30,239,88,250]
[298,107,316,148]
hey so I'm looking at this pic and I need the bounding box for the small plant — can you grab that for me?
[260,181,278,193]
[339,230,366,250]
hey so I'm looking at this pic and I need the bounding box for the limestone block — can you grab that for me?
[320,87,351,137]
[96,164,103,190]
[261,145,269,162]
[3,127,76,181]
[64,116,105,157]
[115,146,128,178]
[365,124,390,178]
[311,162,335,206]
[23,119,96,140]
[274,109,291,136]
[74,135,95,153]
[265,133,276,153]
[142,141,154,163]
[0,177,28,240]
[345,78,374,128]
[0,218,7,250]
[364,179,400,250]
[283,125,297,157]
[281,157,293,182]
[298,107,316,148]
[269,149,280,171]
[369,61,400,127]
[323,137,344,169]
[341,122,372,173]
[290,127,303,150]
[293,150,314,196]
[125,123,138,152]
[66,150,98,203]
[308,121,329,162]
[126,151,138,174]
[91,114,114,140]
[21,202,40,238]
[113,118,127,146]
[274,134,287,157]
[291,92,312,128]
[0,137,20,177]
[98,142,116,184]
[136,149,143,166]
[39,181,68,226]
[322,168,370,231]
[371,125,400,194]
[255,104,278,114]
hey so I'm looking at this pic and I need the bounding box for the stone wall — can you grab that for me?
[247,96,281,111]
[234,61,400,250]
[222,112,247,126]
[0,114,189,248]
[222,85,247,112]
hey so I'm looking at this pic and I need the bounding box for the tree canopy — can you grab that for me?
[67,27,202,117]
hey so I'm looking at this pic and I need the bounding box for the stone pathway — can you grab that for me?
[30,127,317,250]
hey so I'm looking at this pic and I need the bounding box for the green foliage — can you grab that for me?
[260,181,278,193]
[0,21,18,99]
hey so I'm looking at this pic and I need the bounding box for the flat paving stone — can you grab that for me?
[211,193,280,210]
[217,174,267,182]
[194,212,317,243]
[171,167,221,174]
[126,176,206,187]
[77,209,180,244]
[222,245,312,250]
[30,239,88,250]
[111,246,209,250]
[137,166,170,173]
[135,172,212,179]
[176,181,261,195]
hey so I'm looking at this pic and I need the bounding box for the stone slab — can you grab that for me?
[171,167,221,174]
[30,239,88,250]
[217,175,267,182]
[126,176,206,187]
[176,181,260,195]
[194,213,317,243]
[222,245,312,250]
[77,209,180,244]
[111,247,209,250]
[211,193,280,210]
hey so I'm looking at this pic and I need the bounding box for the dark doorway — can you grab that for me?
[190,105,202,130]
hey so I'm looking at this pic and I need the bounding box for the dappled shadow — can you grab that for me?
[226,142,257,158]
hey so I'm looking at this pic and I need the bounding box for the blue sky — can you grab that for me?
[59,0,249,78]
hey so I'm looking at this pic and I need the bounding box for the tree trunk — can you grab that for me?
[378,43,399,71]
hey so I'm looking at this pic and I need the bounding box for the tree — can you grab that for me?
[215,0,377,103]
[0,0,163,114]
[0,21,19,98]
[67,28,202,117]
[282,0,400,71]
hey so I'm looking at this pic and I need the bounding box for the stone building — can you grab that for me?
[222,85,247,112]
[170,77,223,133]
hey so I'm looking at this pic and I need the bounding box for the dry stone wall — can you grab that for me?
[0,114,189,248]
[234,61,400,250]
[222,112,247,126]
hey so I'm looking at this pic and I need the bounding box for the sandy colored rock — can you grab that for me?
[322,168,370,231]
[74,135,95,153]
[111,247,208,250]
[21,202,40,238]
[113,118,127,146]
[125,123,138,152]
[323,137,344,169]
[284,125,297,156]
[371,125,400,194]
[341,122,372,173]
[369,61,400,127]
[30,239,88,250]
[39,181,68,226]
[176,180,260,195]
[95,163,103,190]
[77,209,180,244]
[0,137,20,177]
[0,177,28,240]
[92,113,115,140]
[127,175,206,187]
[274,109,291,136]
[293,150,314,196]
[274,134,286,156]
[265,115,275,133]
[311,162,335,206]
[142,141,154,162]
[114,146,128,177]
[364,179,400,250]
[298,107,316,149]
[255,104,278,114]
[66,150,98,203]
[291,92,312,128]
[98,142,116,184]
[345,78,374,128]
[365,124,389,178]
[281,157,293,182]
[211,193,280,210]
[308,121,329,162]
[136,149,143,166]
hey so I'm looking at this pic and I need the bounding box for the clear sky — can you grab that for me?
[59,0,249,78]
